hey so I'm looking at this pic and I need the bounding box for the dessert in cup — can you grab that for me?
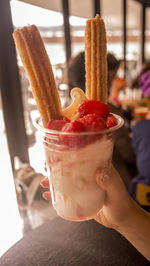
[13,15,124,221]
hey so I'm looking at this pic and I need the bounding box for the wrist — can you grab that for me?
[117,198,149,234]
[116,199,150,261]
[115,198,137,232]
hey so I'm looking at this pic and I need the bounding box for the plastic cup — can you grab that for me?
[35,114,124,221]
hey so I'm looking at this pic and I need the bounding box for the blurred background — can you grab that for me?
[0,0,150,256]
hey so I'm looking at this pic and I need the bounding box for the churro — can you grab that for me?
[13,25,62,127]
[85,15,107,102]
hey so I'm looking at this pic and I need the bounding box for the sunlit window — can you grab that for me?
[10,0,65,65]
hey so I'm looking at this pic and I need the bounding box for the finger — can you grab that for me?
[42,191,51,201]
[40,177,49,188]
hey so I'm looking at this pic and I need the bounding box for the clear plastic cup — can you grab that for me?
[35,114,124,221]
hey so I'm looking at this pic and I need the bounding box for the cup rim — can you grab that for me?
[34,113,124,136]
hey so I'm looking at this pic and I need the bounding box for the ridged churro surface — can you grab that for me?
[85,15,107,102]
[13,25,62,127]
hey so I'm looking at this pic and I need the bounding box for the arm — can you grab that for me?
[95,166,150,261]
[118,201,150,261]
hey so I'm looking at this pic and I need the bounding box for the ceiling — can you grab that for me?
[135,0,150,6]
[17,0,150,30]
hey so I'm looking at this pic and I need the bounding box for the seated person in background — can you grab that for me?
[107,53,126,105]
[129,70,150,213]
[101,53,137,184]
[107,53,120,88]
[107,54,133,126]
[122,62,150,128]
[129,118,150,213]
[68,51,137,186]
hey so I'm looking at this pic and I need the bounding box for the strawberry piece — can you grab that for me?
[79,114,106,132]
[62,120,85,133]
[105,114,117,128]
[78,100,110,118]
[47,116,69,131]
[60,120,86,147]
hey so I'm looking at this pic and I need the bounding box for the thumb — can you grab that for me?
[96,165,127,197]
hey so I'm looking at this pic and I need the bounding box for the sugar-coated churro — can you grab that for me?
[13,25,62,127]
[85,15,107,102]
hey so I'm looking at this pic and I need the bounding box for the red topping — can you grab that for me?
[62,120,85,133]
[46,102,118,147]
[105,114,117,128]
[60,120,86,147]
[79,114,106,132]
[47,116,69,131]
[78,100,110,118]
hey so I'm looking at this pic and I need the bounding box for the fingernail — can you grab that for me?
[42,192,51,201]
[96,165,111,182]
[102,166,111,180]
[40,177,49,188]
